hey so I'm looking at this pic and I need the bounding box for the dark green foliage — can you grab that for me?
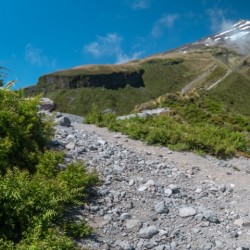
[0,153,98,248]
[46,86,152,116]
[86,104,117,128]
[0,90,53,173]
[0,88,99,249]
[87,91,250,158]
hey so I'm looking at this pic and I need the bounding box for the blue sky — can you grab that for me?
[1,0,250,88]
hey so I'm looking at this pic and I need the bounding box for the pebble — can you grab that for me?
[179,207,197,217]
[126,219,142,232]
[154,201,169,214]
[138,226,159,239]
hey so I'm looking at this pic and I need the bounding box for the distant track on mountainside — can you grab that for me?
[206,69,232,90]
[181,65,218,94]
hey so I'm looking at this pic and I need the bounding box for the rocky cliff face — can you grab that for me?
[36,69,144,93]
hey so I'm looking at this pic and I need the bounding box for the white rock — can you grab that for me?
[129,179,135,186]
[139,226,159,239]
[234,218,244,227]
[179,207,197,217]
[65,142,75,150]
[164,188,173,196]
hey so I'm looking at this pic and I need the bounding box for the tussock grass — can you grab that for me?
[87,90,250,158]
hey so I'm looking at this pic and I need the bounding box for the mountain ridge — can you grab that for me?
[25,20,250,117]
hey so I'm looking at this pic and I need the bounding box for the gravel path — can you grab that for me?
[54,113,250,250]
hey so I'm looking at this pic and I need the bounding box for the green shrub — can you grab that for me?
[87,92,250,158]
[0,90,53,173]
[86,104,117,128]
[0,150,98,249]
[0,86,99,249]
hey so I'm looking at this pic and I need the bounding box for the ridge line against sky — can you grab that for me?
[1,0,250,88]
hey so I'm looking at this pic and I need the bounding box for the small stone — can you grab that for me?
[124,201,134,209]
[120,213,132,220]
[192,228,201,234]
[150,214,158,221]
[199,191,209,198]
[168,184,179,193]
[55,112,63,118]
[179,207,197,217]
[170,241,177,249]
[139,226,159,239]
[65,142,75,150]
[90,205,99,212]
[201,221,210,227]
[215,241,223,248]
[202,210,220,224]
[126,219,142,232]
[138,180,155,192]
[97,139,107,145]
[154,201,169,214]
[138,185,148,192]
[218,184,226,192]
[234,218,244,227]
[65,134,75,141]
[58,116,71,127]
[118,240,133,250]
[159,229,169,236]
[104,214,112,222]
[113,165,125,173]
[89,145,98,151]
[164,188,173,197]
[129,179,135,186]
[202,241,214,250]
[145,180,155,187]
[195,187,203,193]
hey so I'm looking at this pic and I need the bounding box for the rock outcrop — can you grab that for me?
[40,97,56,112]
[36,69,144,93]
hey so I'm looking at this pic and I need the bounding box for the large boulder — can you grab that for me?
[40,98,56,112]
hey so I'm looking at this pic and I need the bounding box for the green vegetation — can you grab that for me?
[210,72,250,116]
[204,66,227,86]
[0,86,98,249]
[24,44,250,127]
[47,86,152,116]
[26,49,224,116]
[87,90,250,158]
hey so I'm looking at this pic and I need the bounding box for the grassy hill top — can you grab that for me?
[25,45,250,117]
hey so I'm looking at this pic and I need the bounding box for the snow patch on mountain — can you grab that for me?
[199,20,250,54]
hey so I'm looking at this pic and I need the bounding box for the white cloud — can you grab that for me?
[151,14,180,38]
[84,33,143,64]
[25,43,56,67]
[116,51,143,64]
[84,33,122,58]
[130,0,151,9]
[206,9,234,33]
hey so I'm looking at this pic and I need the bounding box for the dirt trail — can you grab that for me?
[74,123,250,212]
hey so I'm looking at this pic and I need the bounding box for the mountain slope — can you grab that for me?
[25,20,250,117]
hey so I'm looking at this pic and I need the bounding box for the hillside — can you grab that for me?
[25,20,250,117]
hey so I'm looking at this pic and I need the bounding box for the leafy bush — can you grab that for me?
[86,104,117,128]
[87,91,250,158]
[0,90,53,173]
[0,152,98,249]
[0,86,99,249]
